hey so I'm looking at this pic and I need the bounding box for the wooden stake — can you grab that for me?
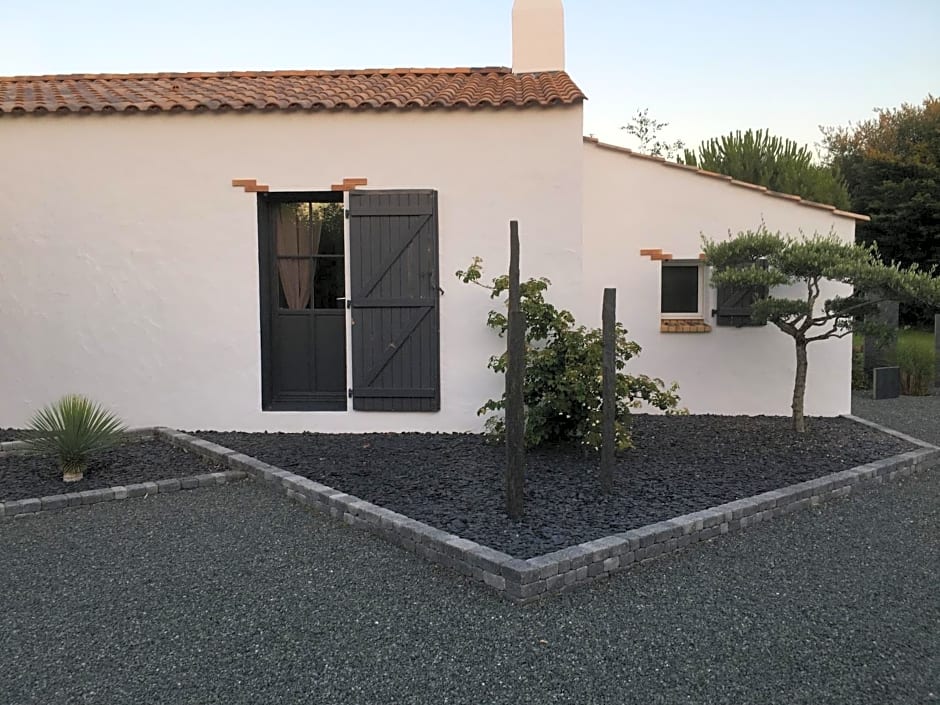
[505,221,526,519]
[935,314,940,390]
[600,288,616,493]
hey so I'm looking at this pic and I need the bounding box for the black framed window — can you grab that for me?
[661,263,703,316]
[258,191,348,412]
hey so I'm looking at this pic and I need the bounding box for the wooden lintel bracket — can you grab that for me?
[232,179,269,193]
[331,177,369,192]
[641,248,673,261]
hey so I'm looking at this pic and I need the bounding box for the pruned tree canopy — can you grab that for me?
[703,227,940,432]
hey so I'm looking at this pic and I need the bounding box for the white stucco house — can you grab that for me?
[0,0,866,432]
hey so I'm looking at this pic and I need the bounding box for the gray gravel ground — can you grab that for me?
[2,473,939,705]
[853,390,940,445]
[0,429,27,442]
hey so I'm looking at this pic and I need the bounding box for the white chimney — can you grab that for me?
[512,0,565,73]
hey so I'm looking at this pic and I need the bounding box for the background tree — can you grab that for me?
[682,129,851,209]
[822,95,940,325]
[703,228,940,433]
[621,108,685,160]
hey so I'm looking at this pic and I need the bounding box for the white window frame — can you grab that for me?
[660,260,706,319]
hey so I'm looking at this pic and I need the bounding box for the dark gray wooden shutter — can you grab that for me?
[348,190,440,411]
[715,261,768,327]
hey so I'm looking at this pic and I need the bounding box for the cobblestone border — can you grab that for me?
[154,421,940,604]
[0,428,247,522]
[0,441,29,454]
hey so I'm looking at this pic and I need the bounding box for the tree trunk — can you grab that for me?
[792,339,809,433]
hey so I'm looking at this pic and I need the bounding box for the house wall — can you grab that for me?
[582,142,856,417]
[0,107,584,431]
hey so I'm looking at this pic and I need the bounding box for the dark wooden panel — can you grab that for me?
[715,262,768,328]
[273,314,312,394]
[348,190,440,412]
[314,315,347,394]
[715,284,767,327]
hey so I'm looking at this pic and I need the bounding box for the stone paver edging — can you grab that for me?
[0,441,29,454]
[841,413,939,447]
[154,419,940,604]
[0,429,247,521]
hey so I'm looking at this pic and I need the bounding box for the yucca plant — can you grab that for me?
[25,395,127,483]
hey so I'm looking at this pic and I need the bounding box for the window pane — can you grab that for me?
[313,259,345,309]
[312,202,345,256]
[274,202,345,257]
[275,204,315,256]
[661,266,699,314]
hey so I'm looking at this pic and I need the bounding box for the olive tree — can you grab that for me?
[703,227,940,432]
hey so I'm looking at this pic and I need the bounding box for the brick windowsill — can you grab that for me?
[661,319,712,334]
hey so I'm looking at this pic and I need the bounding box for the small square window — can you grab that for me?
[661,262,704,317]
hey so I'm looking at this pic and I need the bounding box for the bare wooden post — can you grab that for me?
[934,314,940,390]
[600,288,616,493]
[505,221,526,519]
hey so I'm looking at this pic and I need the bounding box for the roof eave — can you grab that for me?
[584,137,870,223]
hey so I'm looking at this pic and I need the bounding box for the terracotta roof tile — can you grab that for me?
[0,68,585,116]
[584,137,870,222]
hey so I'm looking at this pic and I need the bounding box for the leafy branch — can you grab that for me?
[458,258,685,451]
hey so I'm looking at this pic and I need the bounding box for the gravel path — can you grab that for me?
[853,391,940,445]
[201,416,910,557]
[0,439,222,502]
[2,473,938,705]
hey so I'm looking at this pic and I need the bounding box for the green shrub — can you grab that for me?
[851,334,870,390]
[897,330,935,395]
[457,258,684,451]
[25,394,127,481]
[851,346,870,390]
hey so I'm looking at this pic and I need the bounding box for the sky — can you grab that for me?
[3,0,938,154]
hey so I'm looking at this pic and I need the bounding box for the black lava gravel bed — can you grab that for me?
[2,473,938,704]
[0,428,27,442]
[201,415,912,558]
[0,438,221,502]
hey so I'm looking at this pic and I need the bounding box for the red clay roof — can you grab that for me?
[0,68,585,116]
[584,137,870,222]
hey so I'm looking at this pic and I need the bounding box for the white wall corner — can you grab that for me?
[512,0,565,73]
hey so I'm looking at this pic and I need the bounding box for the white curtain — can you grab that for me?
[276,204,323,310]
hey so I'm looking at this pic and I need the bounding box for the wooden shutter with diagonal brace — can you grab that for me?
[348,190,441,411]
